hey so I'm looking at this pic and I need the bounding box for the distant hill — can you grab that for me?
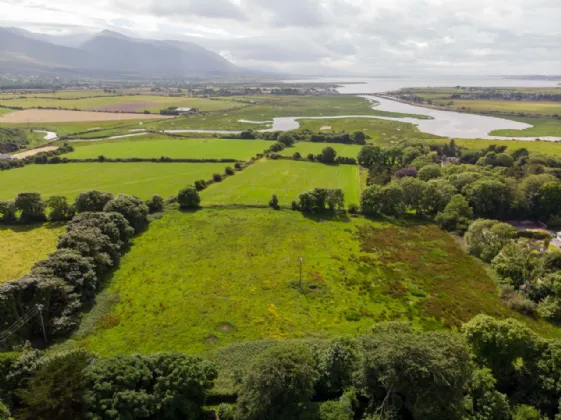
[0,27,244,78]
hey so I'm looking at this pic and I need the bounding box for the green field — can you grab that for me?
[0,95,240,113]
[0,108,14,116]
[66,137,273,160]
[0,224,65,283]
[446,99,561,116]
[489,116,561,137]
[429,137,561,156]
[76,208,553,356]
[297,117,440,143]
[143,95,428,132]
[0,162,229,201]
[0,90,119,99]
[1,119,161,137]
[201,159,361,206]
[280,142,363,159]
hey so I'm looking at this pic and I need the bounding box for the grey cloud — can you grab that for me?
[115,0,247,20]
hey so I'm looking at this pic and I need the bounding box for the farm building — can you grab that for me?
[0,153,15,161]
[176,107,199,114]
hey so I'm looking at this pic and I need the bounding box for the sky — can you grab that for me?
[1,0,560,75]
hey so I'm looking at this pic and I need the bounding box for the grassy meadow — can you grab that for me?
[0,95,240,113]
[0,162,229,201]
[76,208,554,357]
[66,137,273,160]
[0,224,65,283]
[280,142,363,159]
[201,159,361,206]
[489,116,561,137]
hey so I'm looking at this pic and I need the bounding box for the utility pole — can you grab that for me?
[299,257,304,292]
[36,304,47,343]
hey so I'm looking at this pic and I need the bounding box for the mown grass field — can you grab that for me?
[0,90,118,99]
[66,137,273,160]
[76,208,557,357]
[280,142,363,159]
[0,95,240,113]
[202,159,361,206]
[0,163,228,201]
[0,224,65,283]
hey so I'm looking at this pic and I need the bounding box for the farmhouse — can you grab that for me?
[175,107,199,114]
[0,153,15,161]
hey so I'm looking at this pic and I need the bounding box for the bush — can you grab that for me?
[418,164,442,181]
[47,196,74,222]
[225,166,235,176]
[213,173,223,182]
[348,203,359,214]
[217,404,235,420]
[146,195,164,213]
[194,179,207,191]
[234,162,242,170]
[103,194,149,232]
[74,190,114,213]
[178,186,200,209]
[0,201,17,224]
[291,201,300,211]
[269,194,280,210]
[237,345,319,420]
[293,152,302,160]
[15,193,46,223]
[307,153,315,161]
[269,142,286,153]
[83,353,217,420]
[16,349,93,420]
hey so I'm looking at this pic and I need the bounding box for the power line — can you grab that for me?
[0,305,40,343]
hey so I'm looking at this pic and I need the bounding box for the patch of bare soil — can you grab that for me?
[14,146,58,159]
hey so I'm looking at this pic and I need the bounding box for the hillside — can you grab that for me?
[0,27,242,78]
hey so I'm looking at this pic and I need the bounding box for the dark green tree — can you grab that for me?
[103,194,149,232]
[436,194,474,233]
[177,186,200,209]
[237,345,319,420]
[74,190,114,213]
[15,193,46,223]
[0,201,17,224]
[47,196,73,222]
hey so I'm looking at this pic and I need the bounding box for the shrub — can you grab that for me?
[234,162,242,170]
[47,196,74,222]
[278,133,295,147]
[0,201,17,224]
[74,190,114,213]
[16,349,93,420]
[418,164,442,181]
[178,186,200,209]
[293,152,302,160]
[146,195,164,213]
[194,179,207,191]
[217,404,235,420]
[307,153,315,161]
[317,146,337,164]
[15,193,46,223]
[103,194,149,232]
[237,345,319,420]
[83,353,217,420]
[269,142,286,152]
[225,166,235,176]
[291,201,300,211]
[435,194,473,233]
[348,203,359,214]
[269,194,280,210]
[213,173,223,182]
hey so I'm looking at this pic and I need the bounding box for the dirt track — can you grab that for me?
[0,109,173,123]
[14,146,58,159]
[88,101,158,112]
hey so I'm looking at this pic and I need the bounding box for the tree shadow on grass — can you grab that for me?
[0,221,66,233]
[300,210,351,223]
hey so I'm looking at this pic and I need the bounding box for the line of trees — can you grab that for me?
[2,315,561,419]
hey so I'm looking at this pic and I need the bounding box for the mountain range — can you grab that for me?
[0,27,244,78]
